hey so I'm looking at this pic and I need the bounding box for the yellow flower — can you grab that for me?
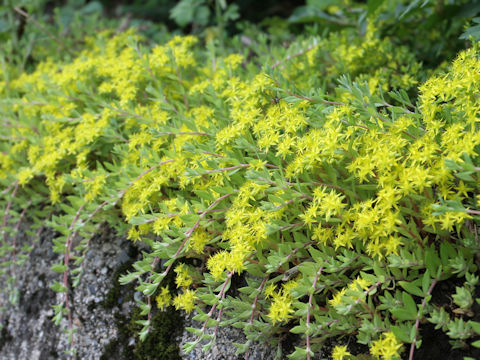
[267,292,294,325]
[127,226,141,242]
[17,168,34,185]
[174,263,193,289]
[224,53,244,69]
[332,345,351,360]
[370,332,402,360]
[187,229,211,254]
[318,190,346,221]
[173,289,196,314]
[250,159,267,171]
[329,288,346,307]
[264,284,277,298]
[153,217,172,235]
[207,251,228,280]
[155,286,171,310]
[84,174,106,202]
[349,276,371,292]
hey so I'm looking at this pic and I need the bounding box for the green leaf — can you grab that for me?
[245,263,265,277]
[409,323,417,342]
[186,327,203,336]
[424,246,441,275]
[194,5,210,26]
[440,242,456,267]
[199,293,217,305]
[290,324,307,334]
[170,0,197,27]
[129,215,156,225]
[422,269,431,294]
[288,4,344,24]
[452,286,473,309]
[470,321,480,335]
[390,292,417,321]
[391,325,410,343]
[391,308,416,321]
[456,172,475,182]
[119,271,140,285]
[139,327,149,342]
[50,281,68,293]
[368,0,385,15]
[460,20,480,41]
[286,346,312,359]
[399,281,424,297]
[142,282,159,297]
[51,264,67,274]
[183,341,198,353]
[403,292,418,317]
[202,341,214,352]
[233,341,249,354]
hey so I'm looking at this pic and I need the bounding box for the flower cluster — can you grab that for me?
[2,18,480,360]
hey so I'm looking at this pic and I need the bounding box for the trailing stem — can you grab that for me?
[61,203,86,354]
[409,276,440,360]
[346,277,394,315]
[198,271,233,341]
[271,40,319,70]
[10,200,31,279]
[244,276,269,360]
[73,222,104,287]
[160,193,232,279]
[306,266,324,360]
[142,193,233,335]
[1,181,18,247]
[13,7,72,55]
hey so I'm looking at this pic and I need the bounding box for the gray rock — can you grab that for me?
[115,250,130,266]
[179,311,275,360]
[0,225,277,360]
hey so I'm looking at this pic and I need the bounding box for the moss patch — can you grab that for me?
[0,322,13,353]
[101,246,183,360]
[101,306,183,360]
[102,245,139,309]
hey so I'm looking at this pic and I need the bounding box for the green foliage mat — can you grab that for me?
[2,3,480,360]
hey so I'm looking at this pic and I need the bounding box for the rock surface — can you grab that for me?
[0,226,275,360]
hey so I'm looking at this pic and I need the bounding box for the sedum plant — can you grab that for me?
[1,15,480,360]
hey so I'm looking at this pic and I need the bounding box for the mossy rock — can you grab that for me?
[101,306,183,360]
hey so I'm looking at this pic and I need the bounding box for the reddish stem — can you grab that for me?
[244,276,269,360]
[146,256,160,329]
[271,41,319,69]
[10,200,31,277]
[306,266,324,360]
[2,182,18,244]
[204,164,250,174]
[199,271,233,337]
[156,131,211,136]
[119,159,174,197]
[61,203,86,354]
[144,208,227,223]
[409,276,440,360]
[161,193,232,279]
[271,78,344,106]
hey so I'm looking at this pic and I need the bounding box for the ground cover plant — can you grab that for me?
[2,1,480,359]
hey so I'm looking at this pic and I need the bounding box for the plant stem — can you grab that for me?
[409,276,440,360]
[161,193,233,279]
[199,271,233,337]
[13,7,72,55]
[244,276,269,360]
[306,266,324,360]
